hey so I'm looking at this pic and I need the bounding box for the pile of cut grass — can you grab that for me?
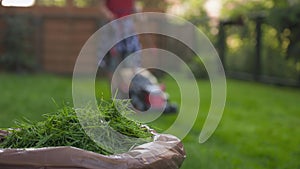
[0,100,153,155]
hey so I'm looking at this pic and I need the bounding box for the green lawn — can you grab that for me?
[0,73,299,169]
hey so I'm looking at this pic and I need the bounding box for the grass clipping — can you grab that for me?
[0,100,153,155]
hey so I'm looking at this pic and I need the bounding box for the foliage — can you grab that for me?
[167,0,207,17]
[268,4,300,62]
[223,18,256,74]
[220,0,274,19]
[0,15,36,72]
[136,0,168,11]
[188,56,208,79]
[217,0,300,80]
[36,0,66,7]
[72,0,97,8]
[260,24,298,78]
[35,0,97,7]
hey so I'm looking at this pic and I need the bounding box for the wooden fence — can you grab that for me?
[0,2,167,74]
[0,4,104,73]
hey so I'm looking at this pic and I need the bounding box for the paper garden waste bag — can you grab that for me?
[0,130,185,169]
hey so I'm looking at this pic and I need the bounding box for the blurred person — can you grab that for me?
[98,1,178,113]
[99,0,141,78]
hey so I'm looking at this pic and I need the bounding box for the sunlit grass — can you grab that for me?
[0,73,299,168]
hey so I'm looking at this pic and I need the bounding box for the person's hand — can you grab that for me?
[99,0,115,21]
[103,10,115,21]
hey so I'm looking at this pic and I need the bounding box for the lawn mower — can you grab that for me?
[112,68,178,114]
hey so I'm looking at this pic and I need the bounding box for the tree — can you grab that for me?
[268,4,300,62]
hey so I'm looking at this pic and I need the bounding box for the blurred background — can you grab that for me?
[1,0,300,84]
[0,0,299,169]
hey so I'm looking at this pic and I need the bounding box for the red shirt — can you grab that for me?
[106,0,135,18]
